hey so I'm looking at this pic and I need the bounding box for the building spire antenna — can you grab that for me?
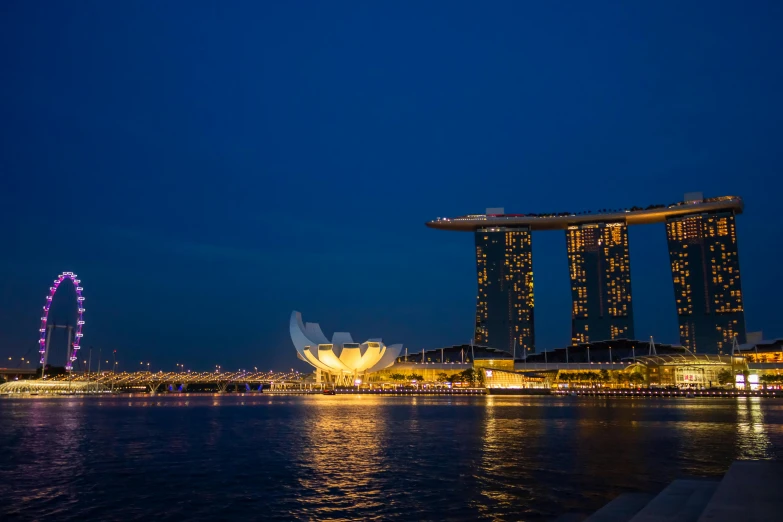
[731,335,741,357]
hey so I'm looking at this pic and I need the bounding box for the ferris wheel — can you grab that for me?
[38,272,85,371]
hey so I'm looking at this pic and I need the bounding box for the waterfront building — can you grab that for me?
[524,338,688,364]
[666,204,746,353]
[566,222,634,343]
[372,344,538,388]
[427,195,745,354]
[629,354,747,388]
[396,344,515,365]
[474,225,534,355]
[739,338,783,363]
[289,311,403,386]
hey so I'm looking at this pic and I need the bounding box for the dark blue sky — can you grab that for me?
[1,1,781,372]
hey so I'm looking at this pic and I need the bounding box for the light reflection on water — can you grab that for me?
[0,395,782,521]
[736,397,772,459]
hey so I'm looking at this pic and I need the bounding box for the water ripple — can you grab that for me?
[0,395,781,521]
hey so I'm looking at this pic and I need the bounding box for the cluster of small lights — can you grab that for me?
[38,272,84,371]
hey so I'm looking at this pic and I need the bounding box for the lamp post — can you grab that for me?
[96,348,102,388]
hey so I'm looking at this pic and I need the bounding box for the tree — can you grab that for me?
[459,368,483,387]
[717,369,733,386]
[629,373,645,386]
[436,372,449,383]
[408,373,424,382]
[599,369,609,383]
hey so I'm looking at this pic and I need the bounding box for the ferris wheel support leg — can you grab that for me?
[43,325,53,378]
[65,326,73,370]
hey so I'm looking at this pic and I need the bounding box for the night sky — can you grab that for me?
[1,2,781,372]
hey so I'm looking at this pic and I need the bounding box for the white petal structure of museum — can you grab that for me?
[290,311,404,386]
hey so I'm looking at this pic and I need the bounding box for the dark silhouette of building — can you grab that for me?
[566,222,634,343]
[474,226,534,355]
[666,210,746,353]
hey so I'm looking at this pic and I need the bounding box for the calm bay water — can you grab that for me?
[0,395,781,521]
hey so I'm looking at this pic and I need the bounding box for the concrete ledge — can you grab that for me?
[586,493,655,522]
[629,480,718,522]
[698,461,783,522]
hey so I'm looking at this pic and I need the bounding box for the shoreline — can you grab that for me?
[2,388,781,398]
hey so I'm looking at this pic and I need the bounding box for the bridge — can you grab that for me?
[0,370,307,395]
[0,368,37,380]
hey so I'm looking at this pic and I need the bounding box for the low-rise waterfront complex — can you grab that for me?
[284,311,781,394]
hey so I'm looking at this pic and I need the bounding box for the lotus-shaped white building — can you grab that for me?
[290,311,404,386]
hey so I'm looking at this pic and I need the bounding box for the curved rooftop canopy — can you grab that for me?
[626,354,745,367]
[426,195,743,232]
[290,311,403,375]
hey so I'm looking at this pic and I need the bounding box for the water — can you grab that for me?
[0,395,781,521]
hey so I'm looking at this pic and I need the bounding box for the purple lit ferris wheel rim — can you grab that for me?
[39,272,85,370]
